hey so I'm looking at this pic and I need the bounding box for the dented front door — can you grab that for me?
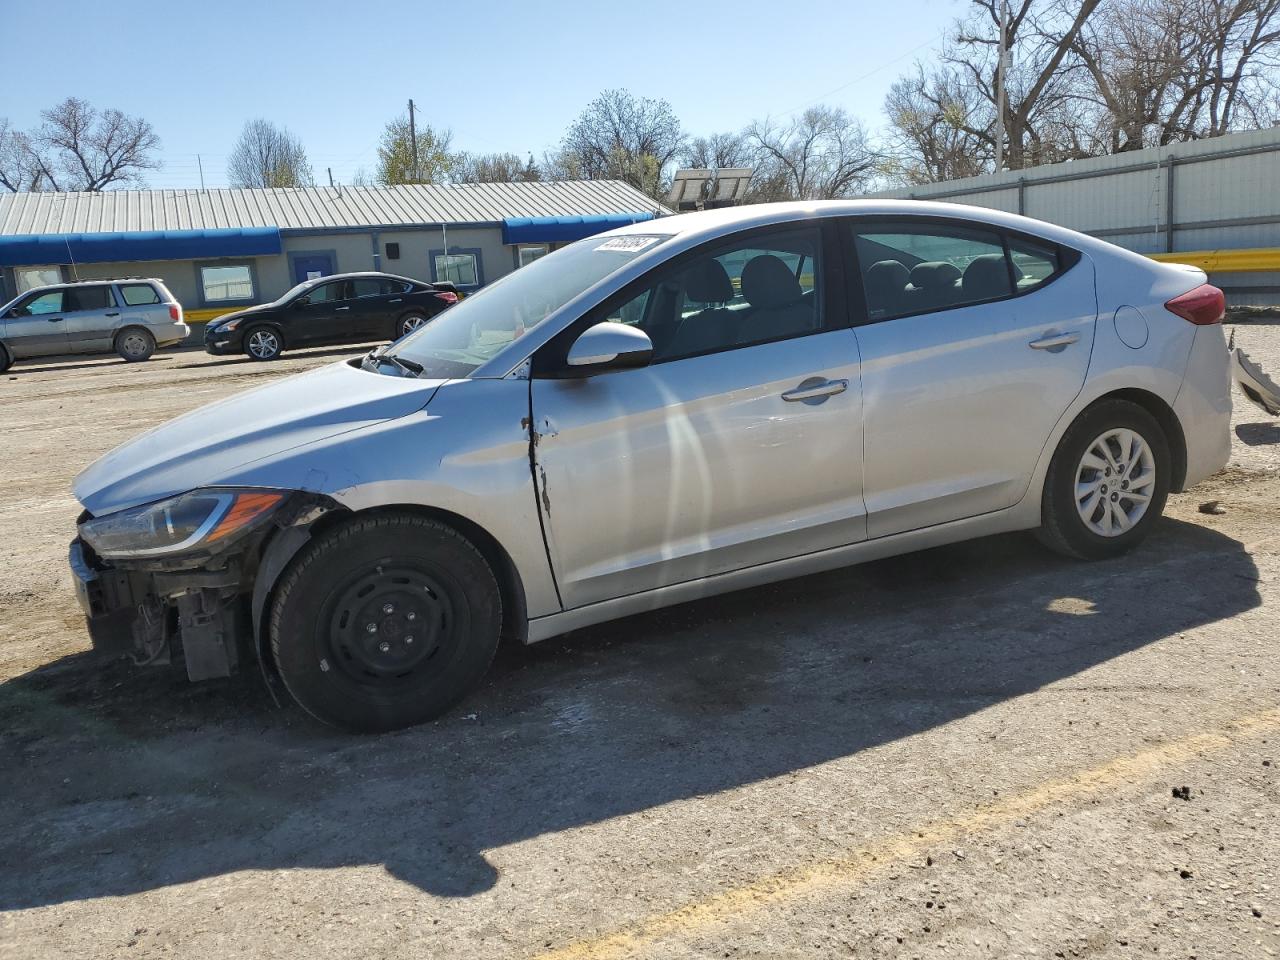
[529,330,867,610]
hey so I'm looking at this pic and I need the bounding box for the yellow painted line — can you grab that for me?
[183,307,255,324]
[535,706,1280,960]
[1148,247,1280,273]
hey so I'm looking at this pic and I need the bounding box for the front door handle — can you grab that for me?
[1029,332,1080,351]
[781,378,849,403]
[105,311,119,317]
[47,316,64,322]
[335,306,351,311]
[388,298,403,304]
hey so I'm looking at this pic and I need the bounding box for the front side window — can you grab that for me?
[434,253,479,286]
[594,226,824,364]
[298,281,345,305]
[119,283,161,306]
[15,290,65,315]
[64,286,113,311]
[851,222,1011,321]
[200,264,254,303]
[393,233,669,378]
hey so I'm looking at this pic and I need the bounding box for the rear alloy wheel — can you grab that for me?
[270,513,502,732]
[1037,399,1171,560]
[245,326,283,361]
[115,327,156,362]
[399,313,429,338]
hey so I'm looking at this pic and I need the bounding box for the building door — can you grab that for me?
[292,253,335,285]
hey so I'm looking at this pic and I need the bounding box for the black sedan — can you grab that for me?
[204,272,460,361]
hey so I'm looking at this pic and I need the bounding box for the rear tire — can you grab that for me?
[244,325,284,361]
[270,513,502,733]
[397,312,430,339]
[0,343,11,373]
[1037,399,1171,560]
[115,327,156,362]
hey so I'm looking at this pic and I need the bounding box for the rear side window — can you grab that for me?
[350,279,386,298]
[119,283,161,306]
[64,286,114,311]
[851,222,1011,322]
[1008,236,1061,291]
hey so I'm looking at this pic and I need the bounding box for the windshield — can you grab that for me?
[390,234,669,378]
[278,280,317,303]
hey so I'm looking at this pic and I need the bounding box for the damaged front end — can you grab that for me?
[69,490,339,682]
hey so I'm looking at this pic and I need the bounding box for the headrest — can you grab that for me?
[909,261,962,291]
[865,259,910,293]
[962,254,1013,299]
[683,258,733,303]
[741,254,804,309]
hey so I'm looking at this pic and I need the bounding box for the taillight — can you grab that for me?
[169,303,182,322]
[433,291,458,304]
[1165,284,1224,325]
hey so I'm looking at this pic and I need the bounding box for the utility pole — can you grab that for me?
[408,98,420,182]
[197,153,206,192]
[994,0,1008,173]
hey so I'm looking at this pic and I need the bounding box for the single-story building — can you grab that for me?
[0,180,665,322]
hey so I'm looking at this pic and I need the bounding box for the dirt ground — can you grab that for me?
[1,324,1278,960]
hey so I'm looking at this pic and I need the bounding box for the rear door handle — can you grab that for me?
[388,298,403,304]
[1029,332,1080,351]
[47,316,64,322]
[782,378,849,403]
[335,306,351,311]
[105,311,119,317]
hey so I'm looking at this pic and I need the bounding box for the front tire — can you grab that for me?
[270,513,502,732]
[115,327,156,362]
[1037,399,1171,560]
[244,326,284,361]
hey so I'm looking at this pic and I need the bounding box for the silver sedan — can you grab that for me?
[70,200,1232,731]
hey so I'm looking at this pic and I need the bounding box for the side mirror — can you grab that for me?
[564,322,653,376]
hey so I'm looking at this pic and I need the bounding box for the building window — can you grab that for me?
[517,244,549,268]
[198,263,255,304]
[15,266,62,293]
[429,247,484,288]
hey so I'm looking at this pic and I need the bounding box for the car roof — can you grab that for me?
[16,277,164,295]
[601,198,1144,265]
[301,271,421,285]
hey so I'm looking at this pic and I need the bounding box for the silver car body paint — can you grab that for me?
[73,199,1232,642]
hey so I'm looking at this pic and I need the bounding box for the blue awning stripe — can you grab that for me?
[0,227,283,267]
[501,213,655,245]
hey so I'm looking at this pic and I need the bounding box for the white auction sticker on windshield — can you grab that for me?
[596,236,661,253]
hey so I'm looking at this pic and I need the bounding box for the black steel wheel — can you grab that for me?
[270,513,502,732]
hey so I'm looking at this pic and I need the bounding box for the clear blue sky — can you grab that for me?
[1,0,963,189]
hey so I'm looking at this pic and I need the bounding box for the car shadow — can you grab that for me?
[4,355,180,376]
[0,517,1260,908]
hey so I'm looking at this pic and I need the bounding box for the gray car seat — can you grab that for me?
[662,258,736,359]
[738,254,815,344]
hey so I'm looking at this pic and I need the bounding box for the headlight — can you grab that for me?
[80,489,286,559]
[220,318,243,331]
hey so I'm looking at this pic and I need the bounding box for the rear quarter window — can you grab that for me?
[119,283,162,306]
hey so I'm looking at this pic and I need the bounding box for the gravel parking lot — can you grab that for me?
[2,324,1279,959]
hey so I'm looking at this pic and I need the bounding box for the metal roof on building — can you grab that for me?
[0,180,667,236]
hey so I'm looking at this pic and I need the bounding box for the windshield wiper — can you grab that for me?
[362,349,424,377]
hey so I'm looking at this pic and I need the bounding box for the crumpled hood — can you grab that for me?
[75,360,445,516]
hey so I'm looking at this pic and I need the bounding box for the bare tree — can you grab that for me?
[227,119,313,189]
[559,90,684,198]
[452,152,540,183]
[883,65,994,183]
[0,118,45,192]
[375,115,454,185]
[682,132,754,172]
[1072,0,1280,152]
[7,98,159,191]
[745,106,877,200]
